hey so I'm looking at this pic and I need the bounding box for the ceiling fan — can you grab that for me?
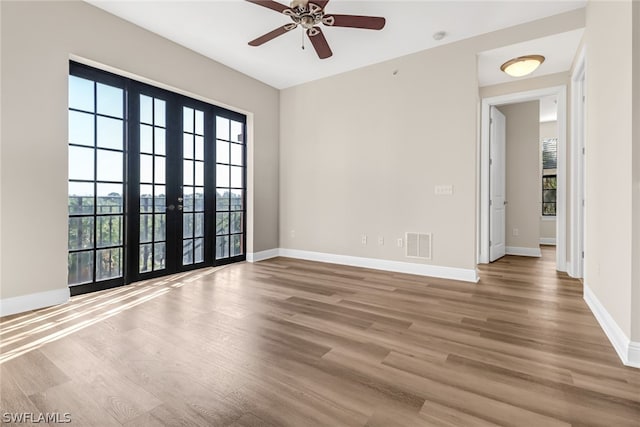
[246,0,386,59]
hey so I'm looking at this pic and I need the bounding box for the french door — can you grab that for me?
[68,62,246,295]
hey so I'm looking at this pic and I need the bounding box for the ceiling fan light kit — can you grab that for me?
[246,0,386,59]
[500,54,545,77]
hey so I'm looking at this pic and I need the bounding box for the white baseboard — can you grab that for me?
[0,288,70,318]
[246,248,280,263]
[629,342,640,368]
[278,248,479,283]
[566,259,583,279]
[583,283,640,368]
[505,246,542,257]
[566,261,575,278]
[539,237,556,245]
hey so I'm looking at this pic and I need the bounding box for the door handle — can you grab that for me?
[177,197,184,202]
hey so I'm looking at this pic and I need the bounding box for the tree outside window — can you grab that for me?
[542,137,557,217]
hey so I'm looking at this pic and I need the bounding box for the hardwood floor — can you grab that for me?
[1,247,639,426]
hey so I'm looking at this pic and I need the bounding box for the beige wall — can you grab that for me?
[584,0,634,338]
[540,121,558,241]
[0,1,280,300]
[540,121,558,141]
[631,0,640,342]
[498,102,541,250]
[281,43,477,269]
[280,10,584,272]
[540,217,556,241]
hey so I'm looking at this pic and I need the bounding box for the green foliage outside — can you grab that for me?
[68,190,244,284]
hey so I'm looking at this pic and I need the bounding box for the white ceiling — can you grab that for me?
[477,28,584,87]
[88,0,586,89]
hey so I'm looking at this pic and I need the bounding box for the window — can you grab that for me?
[68,75,125,286]
[541,137,557,217]
[542,138,557,169]
[138,94,168,273]
[181,106,206,266]
[68,62,246,295]
[542,174,557,216]
[215,116,245,260]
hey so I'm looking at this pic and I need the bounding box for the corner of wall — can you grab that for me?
[631,0,640,343]
[584,282,639,368]
[583,0,635,352]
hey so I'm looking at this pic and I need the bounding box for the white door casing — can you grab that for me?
[490,106,506,262]
[478,85,567,269]
[578,76,586,278]
[570,47,586,279]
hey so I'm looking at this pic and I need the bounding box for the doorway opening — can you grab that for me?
[478,85,568,271]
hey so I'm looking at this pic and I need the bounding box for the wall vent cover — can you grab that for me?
[406,232,432,260]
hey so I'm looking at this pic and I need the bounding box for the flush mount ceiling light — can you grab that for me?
[500,54,545,77]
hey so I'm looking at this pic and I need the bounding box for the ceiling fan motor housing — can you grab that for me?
[284,2,326,30]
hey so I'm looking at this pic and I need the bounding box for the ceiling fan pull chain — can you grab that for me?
[301,28,305,50]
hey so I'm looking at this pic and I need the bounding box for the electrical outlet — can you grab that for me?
[512,228,519,236]
[290,229,295,238]
[378,236,384,246]
[361,235,368,245]
[397,238,403,248]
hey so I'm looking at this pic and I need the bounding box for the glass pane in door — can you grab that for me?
[68,75,125,286]
[139,94,167,273]
[182,108,206,265]
[215,116,245,260]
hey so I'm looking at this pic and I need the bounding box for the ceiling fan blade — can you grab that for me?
[311,0,330,9]
[307,28,332,59]
[324,14,386,30]
[245,0,289,14]
[249,25,294,46]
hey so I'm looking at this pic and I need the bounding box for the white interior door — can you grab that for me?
[490,106,506,262]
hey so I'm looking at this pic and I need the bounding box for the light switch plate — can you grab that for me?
[435,185,453,195]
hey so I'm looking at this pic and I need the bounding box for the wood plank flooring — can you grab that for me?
[1,247,639,426]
